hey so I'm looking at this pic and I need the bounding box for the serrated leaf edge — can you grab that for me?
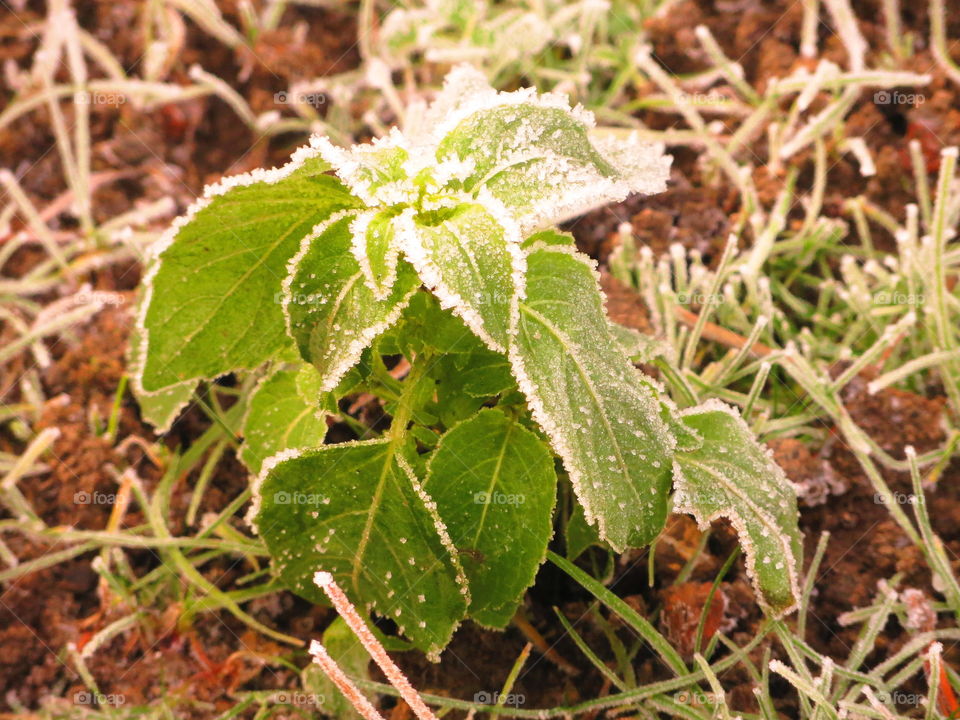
[246,439,470,658]
[349,210,401,301]
[394,454,472,609]
[237,364,329,472]
[507,242,676,551]
[427,64,596,148]
[396,202,526,354]
[425,408,556,629]
[134,137,334,397]
[427,65,671,232]
[672,398,801,617]
[280,209,417,392]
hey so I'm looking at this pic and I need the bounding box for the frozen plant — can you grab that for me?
[135,65,801,658]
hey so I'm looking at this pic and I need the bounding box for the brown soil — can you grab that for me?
[3,0,960,717]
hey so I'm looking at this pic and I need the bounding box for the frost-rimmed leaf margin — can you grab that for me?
[507,239,677,551]
[426,64,673,232]
[238,364,329,474]
[127,308,196,433]
[672,398,802,616]
[280,209,419,392]
[133,136,357,396]
[349,208,403,300]
[245,440,470,659]
[422,407,557,628]
[395,200,526,353]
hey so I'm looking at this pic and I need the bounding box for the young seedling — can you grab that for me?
[135,65,801,658]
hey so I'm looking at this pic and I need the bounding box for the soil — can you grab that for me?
[2,0,960,717]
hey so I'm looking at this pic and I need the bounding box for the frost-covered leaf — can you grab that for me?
[398,203,523,352]
[521,228,576,250]
[431,349,514,428]
[315,132,412,207]
[240,366,328,473]
[424,409,556,628]
[509,244,676,551]
[285,213,420,392]
[138,148,360,392]
[128,320,195,432]
[385,292,490,357]
[350,209,402,299]
[431,65,671,232]
[250,439,469,656]
[673,400,802,616]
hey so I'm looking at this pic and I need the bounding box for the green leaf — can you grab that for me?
[673,400,802,616]
[430,348,515,428]
[565,502,602,561]
[138,150,360,392]
[251,439,469,657]
[351,208,403,299]
[521,229,577,250]
[399,203,523,352]
[382,291,487,357]
[128,320,194,432]
[285,212,420,391]
[509,244,676,551]
[240,366,328,473]
[432,66,670,231]
[423,409,557,627]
